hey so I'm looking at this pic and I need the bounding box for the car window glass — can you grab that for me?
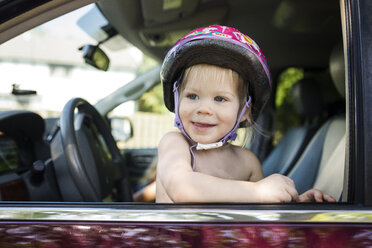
[0,4,144,119]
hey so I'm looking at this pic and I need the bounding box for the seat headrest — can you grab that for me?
[330,42,345,99]
[291,78,322,118]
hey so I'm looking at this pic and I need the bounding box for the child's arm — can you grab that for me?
[243,150,335,203]
[133,181,156,202]
[297,189,336,202]
[156,132,299,203]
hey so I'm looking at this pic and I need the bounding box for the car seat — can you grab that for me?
[261,78,323,176]
[288,43,346,199]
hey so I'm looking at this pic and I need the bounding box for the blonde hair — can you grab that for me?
[181,64,247,105]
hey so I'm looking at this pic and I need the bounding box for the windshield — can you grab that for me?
[0,4,147,118]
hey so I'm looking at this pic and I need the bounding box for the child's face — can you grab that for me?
[179,65,245,144]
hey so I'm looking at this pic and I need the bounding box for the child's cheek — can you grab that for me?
[179,101,192,121]
[227,105,241,125]
[217,106,235,121]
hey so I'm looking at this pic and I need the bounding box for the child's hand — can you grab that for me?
[297,189,336,202]
[255,174,299,203]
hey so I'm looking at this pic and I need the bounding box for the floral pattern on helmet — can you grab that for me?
[171,25,268,69]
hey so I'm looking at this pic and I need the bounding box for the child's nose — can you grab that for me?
[196,100,213,115]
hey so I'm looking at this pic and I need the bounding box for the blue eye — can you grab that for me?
[187,94,198,100]
[214,96,226,102]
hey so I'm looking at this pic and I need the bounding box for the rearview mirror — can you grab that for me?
[79,44,110,71]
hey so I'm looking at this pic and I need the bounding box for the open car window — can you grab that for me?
[0,0,354,206]
[1,0,372,246]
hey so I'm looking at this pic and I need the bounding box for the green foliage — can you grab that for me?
[276,68,304,107]
[274,67,304,144]
[137,83,168,113]
[135,55,168,113]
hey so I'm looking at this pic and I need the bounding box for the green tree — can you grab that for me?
[137,83,168,113]
[135,55,168,113]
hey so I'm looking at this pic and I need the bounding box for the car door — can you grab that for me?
[0,0,372,247]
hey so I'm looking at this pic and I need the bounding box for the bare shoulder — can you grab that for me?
[156,131,191,203]
[159,131,187,144]
[157,131,192,171]
[231,145,263,182]
[158,131,189,151]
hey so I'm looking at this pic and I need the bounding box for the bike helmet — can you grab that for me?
[161,25,272,169]
[161,25,272,122]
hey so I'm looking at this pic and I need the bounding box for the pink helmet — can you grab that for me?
[161,25,272,121]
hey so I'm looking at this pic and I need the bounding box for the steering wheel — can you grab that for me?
[51,98,132,202]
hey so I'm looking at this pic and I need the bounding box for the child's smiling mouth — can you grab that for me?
[192,122,216,130]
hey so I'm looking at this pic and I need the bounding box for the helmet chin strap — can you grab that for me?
[173,79,251,170]
[196,142,224,150]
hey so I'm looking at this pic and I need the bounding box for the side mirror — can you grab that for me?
[110,117,133,142]
[79,44,110,71]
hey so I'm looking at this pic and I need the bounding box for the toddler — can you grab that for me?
[156,25,335,203]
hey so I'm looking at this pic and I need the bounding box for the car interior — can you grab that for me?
[262,77,324,177]
[0,0,347,203]
[288,45,346,198]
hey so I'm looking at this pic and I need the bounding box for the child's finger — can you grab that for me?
[281,177,298,202]
[313,190,324,202]
[286,185,299,202]
[323,194,337,202]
